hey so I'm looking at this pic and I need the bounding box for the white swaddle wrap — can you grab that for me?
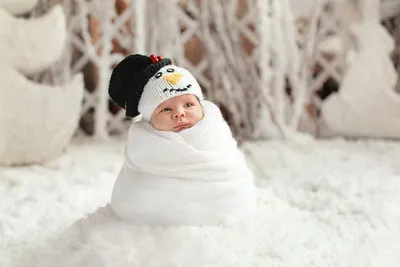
[111,101,256,225]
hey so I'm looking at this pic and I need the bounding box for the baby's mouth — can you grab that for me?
[174,123,191,130]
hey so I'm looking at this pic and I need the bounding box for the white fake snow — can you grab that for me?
[1,137,400,266]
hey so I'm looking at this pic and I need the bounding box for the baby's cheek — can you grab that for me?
[199,109,205,120]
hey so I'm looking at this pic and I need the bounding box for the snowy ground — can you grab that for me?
[1,137,400,266]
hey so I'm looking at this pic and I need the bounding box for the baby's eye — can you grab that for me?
[185,103,194,108]
[155,72,162,78]
[161,107,171,112]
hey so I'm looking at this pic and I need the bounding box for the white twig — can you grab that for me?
[134,0,146,53]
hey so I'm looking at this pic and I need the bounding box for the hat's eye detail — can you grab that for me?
[155,72,162,78]
[166,68,175,73]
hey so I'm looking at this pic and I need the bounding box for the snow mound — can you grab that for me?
[3,139,400,267]
[36,204,259,267]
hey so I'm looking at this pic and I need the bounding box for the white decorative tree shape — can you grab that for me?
[321,0,400,139]
[0,0,84,166]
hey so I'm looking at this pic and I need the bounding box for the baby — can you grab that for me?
[108,54,256,226]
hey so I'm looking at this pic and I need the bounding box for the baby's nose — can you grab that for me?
[173,110,186,118]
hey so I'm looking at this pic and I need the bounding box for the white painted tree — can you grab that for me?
[53,0,134,138]
[0,0,84,166]
[51,0,400,141]
[320,0,400,139]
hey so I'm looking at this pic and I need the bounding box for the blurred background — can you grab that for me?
[0,0,399,165]
[2,1,400,266]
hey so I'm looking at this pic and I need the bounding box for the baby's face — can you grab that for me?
[150,94,204,132]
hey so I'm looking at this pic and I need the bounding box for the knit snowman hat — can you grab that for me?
[108,54,204,121]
